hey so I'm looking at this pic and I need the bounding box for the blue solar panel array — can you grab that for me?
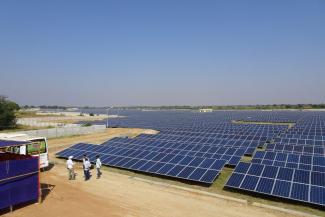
[225,112,325,207]
[59,110,325,206]
[57,143,226,184]
[59,111,289,184]
[81,109,299,130]
[225,162,325,206]
[252,151,325,172]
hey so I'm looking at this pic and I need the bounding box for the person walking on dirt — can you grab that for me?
[66,156,75,180]
[82,154,87,178]
[96,155,102,179]
[83,157,91,181]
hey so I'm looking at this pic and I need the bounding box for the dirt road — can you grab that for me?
[3,164,294,217]
[47,128,156,153]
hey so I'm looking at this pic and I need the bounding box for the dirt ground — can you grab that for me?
[1,129,301,217]
[47,128,157,153]
[3,165,295,217]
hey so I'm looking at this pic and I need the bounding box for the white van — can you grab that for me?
[0,133,49,169]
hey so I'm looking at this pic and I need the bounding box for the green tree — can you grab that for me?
[0,96,20,130]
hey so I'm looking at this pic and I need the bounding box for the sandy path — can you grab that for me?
[47,128,155,152]
[2,162,295,217]
[1,167,124,217]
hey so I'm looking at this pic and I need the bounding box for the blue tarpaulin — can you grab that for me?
[0,154,39,210]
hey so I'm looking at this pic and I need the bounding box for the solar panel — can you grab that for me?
[265,144,325,156]
[99,139,245,166]
[66,110,325,207]
[56,143,226,184]
[225,162,325,207]
[252,151,325,172]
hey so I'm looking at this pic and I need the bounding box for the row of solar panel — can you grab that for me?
[107,111,324,125]
[229,162,325,186]
[156,130,286,137]
[113,126,283,134]
[108,137,246,149]
[134,134,268,145]
[278,135,325,142]
[105,141,254,162]
[158,126,288,132]
[291,130,325,133]
[236,118,297,123]
[104,138,259,155]
[139,132,271,141]
[254,151,325,166]
[58,143,245,166]
[158,128,286,135]
[266,143,325,156]
[274,138,325,146]
[285,125,325,129]
[112,120,289,128]
[285,130,325,134]
[280,124,325,135]
[155,130,284,138]
[285,129,325,132]
[252,151,325,172]
[110,122,288,133]
[128,134,263,142]
[56,145,226,184]
[105,139,254,153]
[158,121,289,128]
[106,111,325,126]
[286,127,325,130]
[225,162,325,206]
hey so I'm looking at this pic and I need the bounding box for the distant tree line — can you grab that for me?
[0,96,20,130]
[38,105,67,110]
[23,105,67,110]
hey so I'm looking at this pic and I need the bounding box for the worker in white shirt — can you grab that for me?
[66,156,75,180]
[96,155,102,179]
[82,154,87,178]
[83,157,91,181]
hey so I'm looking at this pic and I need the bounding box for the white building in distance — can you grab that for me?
[199,108,213,113]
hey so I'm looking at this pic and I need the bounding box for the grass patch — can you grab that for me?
[210,167,233,189]
[48,134,84,140]
[81,123,92,127]
[232,120,295,127]
[16,111,61,118]
[241,155,252,163]
[257,146,266,151]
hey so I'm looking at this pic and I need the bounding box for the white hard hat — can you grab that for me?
[69,156,73,159]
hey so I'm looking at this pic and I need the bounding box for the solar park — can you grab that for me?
[56,110,325,208]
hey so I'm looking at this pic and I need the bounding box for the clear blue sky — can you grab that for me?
[1,0,324,106]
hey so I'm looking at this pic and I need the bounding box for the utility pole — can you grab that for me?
[106,107,112,128]
[106,108,109,128]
